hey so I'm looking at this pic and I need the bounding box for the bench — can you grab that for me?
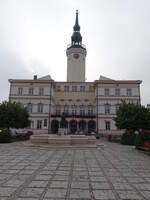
[139,142,150,151]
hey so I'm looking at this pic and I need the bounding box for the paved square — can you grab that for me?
[0,140,149,199]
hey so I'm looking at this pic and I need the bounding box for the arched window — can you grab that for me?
[38,103,43,113]
[105,104,110,114]
[80,105,85,116]
[27,103,32,113]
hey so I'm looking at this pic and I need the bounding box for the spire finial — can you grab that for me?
[74,9,80,31]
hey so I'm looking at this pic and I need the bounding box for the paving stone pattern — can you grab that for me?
[0,141,149,199]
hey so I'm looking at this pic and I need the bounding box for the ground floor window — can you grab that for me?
[30,121,34,128]
[105,121,110,130]
[37,120,42,129]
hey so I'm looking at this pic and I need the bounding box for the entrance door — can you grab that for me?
[51,120,59,133]
[88,120,96,133]
[79,120,86,133]
[70,120,77,134]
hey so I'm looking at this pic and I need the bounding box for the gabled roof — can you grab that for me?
[38,75,52,80]
[99,75,113,80]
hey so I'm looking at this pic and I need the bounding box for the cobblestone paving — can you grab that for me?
[0,141,149,199]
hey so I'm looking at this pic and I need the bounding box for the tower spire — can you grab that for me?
[74,10,80,31]
[71,10,82,46]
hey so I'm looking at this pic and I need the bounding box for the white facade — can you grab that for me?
[95,78,141,136]
[9,77,53,133]
[66,47,86,82]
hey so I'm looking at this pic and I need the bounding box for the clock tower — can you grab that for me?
[66,10,87,82]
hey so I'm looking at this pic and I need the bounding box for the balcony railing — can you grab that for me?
[51,113,96,118]
[67,43,86,49]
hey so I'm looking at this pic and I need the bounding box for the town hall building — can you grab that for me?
[9,11,142,136]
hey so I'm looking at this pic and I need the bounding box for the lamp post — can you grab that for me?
[48,81,52,134]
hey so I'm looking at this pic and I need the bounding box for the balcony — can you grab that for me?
[51,113,96,118]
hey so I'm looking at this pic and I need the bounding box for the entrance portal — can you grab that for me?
[79,120,86,133]
[88,120,96,133]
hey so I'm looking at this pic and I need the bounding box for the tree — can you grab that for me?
[0,101,30,129]
[114,102,150,132]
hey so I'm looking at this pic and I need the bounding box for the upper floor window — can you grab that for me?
[105,104,110,114]
[116,104,120,112]
[105,88,109,96]
[115,88,120,97]
[89,85,93,92]
[29,88,33,95]
[64,85,69,92]
[64,105,69,114]
[72,86,77,92]
[80,86,85,92]
[72,104,77,115]
[44,119,47,127]
[57,85,61,92]
[18,88,23,95]
[37,103,43,113]
[88,105,93,116]
[105,121,110,130]
[56,105,61,115]
[37,120,42,129]
[127,88,132,97]
[80,105,85,116]
[27,103,32,113]
[39,88,44,96]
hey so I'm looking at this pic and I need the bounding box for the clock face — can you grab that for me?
[73,53,79,59]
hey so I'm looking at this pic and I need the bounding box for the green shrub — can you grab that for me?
[121,131,136,145]
[0,129,12,143]
[134,133,150,149]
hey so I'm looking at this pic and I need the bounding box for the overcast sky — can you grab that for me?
[0,0,150,105]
